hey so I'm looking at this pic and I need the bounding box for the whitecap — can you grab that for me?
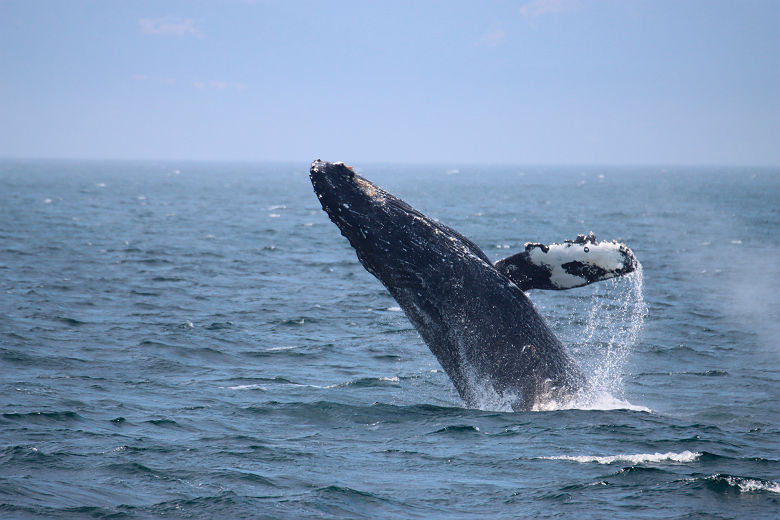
[543,451,700,465]
[715,476,780,494]
[222,384,267,391]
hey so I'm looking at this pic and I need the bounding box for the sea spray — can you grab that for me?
[520,262,647,411]
[449,264,647,413]
[582,263,647,399]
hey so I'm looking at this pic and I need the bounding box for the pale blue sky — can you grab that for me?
[1,0,778,165]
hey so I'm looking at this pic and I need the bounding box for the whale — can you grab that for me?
[310,160,637,411]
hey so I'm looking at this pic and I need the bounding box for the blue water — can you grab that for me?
[1,160,778,519]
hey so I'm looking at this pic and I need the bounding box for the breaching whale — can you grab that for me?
[310,160,637,411]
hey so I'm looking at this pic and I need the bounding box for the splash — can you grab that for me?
[569,263,647,403]
[466,263,647,413]
[533,390,651,413]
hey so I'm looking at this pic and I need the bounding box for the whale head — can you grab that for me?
[310,160,386,240]
[310,160,362,223]
[310,159,418,282]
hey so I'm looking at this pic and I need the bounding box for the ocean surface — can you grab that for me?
[1,160,778,519]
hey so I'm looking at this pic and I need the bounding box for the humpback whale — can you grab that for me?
[310,160,637,411]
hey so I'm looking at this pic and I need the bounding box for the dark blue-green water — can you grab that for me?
[1,160,778,519]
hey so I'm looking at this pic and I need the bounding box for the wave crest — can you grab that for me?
[544,450,700,465]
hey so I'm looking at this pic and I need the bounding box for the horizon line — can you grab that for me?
[1,155,779,170]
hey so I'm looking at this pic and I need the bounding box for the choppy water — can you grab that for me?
[1,160,778,519]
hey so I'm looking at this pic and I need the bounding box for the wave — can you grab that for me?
[224,383,267,391]
[0,445,72,467]
[700,474,780,494]
[1,410,83,423]
[323,376,401,389]
[542,450,701,465]
[429,424,481,435]
[144,418,182,428]
[220,376,298,390]
[220,375,403,392]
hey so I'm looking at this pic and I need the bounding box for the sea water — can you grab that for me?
[1,160,778,518]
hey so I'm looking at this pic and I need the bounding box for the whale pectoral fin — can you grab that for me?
[495,233,638,291]
[494,251,555,291]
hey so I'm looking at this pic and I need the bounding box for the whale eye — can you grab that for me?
[584,246,589,253]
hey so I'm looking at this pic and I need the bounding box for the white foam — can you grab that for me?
[544,451,700,465]
[223,384,267,390]
[719,476,780,494]
[533,390,652,413]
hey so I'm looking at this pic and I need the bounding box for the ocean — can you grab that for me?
[1,160,778,519]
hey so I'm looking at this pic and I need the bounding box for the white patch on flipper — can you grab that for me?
[527,241,626,289]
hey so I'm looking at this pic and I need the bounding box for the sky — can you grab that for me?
[1,0,778,165]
